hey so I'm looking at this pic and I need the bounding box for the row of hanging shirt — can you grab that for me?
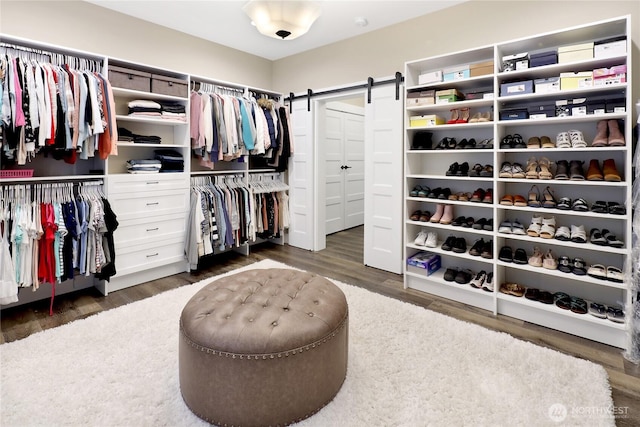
[0,181,118,314]
[185,173,289,269]
[0,45,118,167]
[189,85,294,172]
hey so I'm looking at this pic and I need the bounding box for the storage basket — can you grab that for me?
[0,169,34,179]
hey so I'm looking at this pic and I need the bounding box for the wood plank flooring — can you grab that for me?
[2,226,639,425]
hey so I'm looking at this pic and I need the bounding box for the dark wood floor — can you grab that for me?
[2,226,639,425]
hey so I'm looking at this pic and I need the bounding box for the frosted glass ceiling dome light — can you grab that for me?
[243,0,321,40]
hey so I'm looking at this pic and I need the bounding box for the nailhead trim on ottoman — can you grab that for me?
[179,268,349,427]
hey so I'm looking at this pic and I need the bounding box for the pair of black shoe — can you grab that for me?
[469,238,493,259]
[411,131,433,150]
[443,267,474,284]
[445,162,469,176]
[428,187,452,199]
[498,246,527,264]
[441,235,466,253]
[452,216,475,227]
[472,217,493,231]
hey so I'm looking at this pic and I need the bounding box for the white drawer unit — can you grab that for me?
[108,173,188,194]
[114,212,186,247]
[109,189,188,220]
[114,237,185,276]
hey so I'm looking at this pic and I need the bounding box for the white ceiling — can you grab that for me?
[85,1,465,60]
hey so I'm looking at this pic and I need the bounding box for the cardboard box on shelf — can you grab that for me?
[534,77,561,94]
[501,52,529,72]
[558,42,594,63]
[406,90,435,107]
[500,80,533,97]
[410,115,444,127]
[529,50,558,68]
[407,251,441,275]
[593,65,626,86]
[560,71,593,90]
[469,60,494,77]
[594,36,626,59]
[442,65,470,82]
[418,70,443,85]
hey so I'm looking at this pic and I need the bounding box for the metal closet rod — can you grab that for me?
[284,72,404,112]
[0,41,103,70]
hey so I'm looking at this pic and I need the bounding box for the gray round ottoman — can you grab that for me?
[179,268,349,426]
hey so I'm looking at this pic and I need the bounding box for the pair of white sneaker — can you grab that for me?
[414,231,437,247]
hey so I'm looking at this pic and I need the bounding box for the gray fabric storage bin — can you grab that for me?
[151,74,188,98]
[109,66,151,92]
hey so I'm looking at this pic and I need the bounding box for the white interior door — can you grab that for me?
[324,105,365,235]
[287,100,314,250]
[343,113,365,229]
[324,109,345,235]
[364,85,403,274]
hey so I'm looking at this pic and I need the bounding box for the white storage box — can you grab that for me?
[534,77,561,94]
[594,37,626,59]
[418,70,443,85]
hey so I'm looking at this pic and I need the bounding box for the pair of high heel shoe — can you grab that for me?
[447,108,470,124]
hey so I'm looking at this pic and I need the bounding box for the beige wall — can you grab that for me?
[0,1,637,103]
[0,0,273,89]
[272,0,639,104]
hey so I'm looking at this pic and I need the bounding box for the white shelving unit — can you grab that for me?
[403,16,632,349]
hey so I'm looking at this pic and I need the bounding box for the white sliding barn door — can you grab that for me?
[287,100,314,250]
[364,85,403,274]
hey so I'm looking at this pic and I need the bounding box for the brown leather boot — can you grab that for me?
[607,120,625,146]
[602,158,621,182]
[592,120,608,147]
[586,159,603,181]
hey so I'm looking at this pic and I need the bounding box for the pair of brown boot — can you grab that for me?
[592,120,625,146]
[587,158,621,181]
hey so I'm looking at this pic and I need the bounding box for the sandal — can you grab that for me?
[469,163,483,177]
[571,198,589,212]
[587,264,607,280]
[606,306,625,323]
[527,215,543,237]
[540,135,555,148]
[589,228,607,246]
[543,250,558,270]
[606,266,624,283]
[554,292,571,309]
[572,258,587,275]
[525,288,541,301]
[410,185,424,197]
[537,157,553,179]
[554,225,571,241]
[511,163,526,179]
[527,185,541,207]
[527,136,541,149]
[591,200,608,213]
[557,256,572,273]
[528,247,543,267]
[555,132,571,149]
[419,211,431,222]
[601,229,624,248]
[500,194,514,206]
[539,216,556,239]
[557,197,571,210]
[568,130,587,148]
[410,210,422,221]
[542,186,556,208]
[499,282,525,297]
[513,194,527,207]
[525,157,539,179]
[512,134,526,149]
[589,302,607,319]
[511,219,526,235]
[499,162,513,178]
[480,164,494,177]
[500,135,514,149]
[607,202,626,215]
[570,297,588,314]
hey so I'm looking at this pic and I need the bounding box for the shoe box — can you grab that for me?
[558,42,594,63]
[559,71,593,90]
[435,88,465,104]
[407,251,441,276]
[442,65,470,82]
[406,89,435,107]
[418,70,443,85]
[529,50,558,68]
[594,36,626,59]
[527,103,555,119]
[501,52,529,72]
[469,60,494,77]
[409,114,444,127]
[593,65,626,86]
[500,107,529,121]
[500,80,533,97]
[534,77,560,94]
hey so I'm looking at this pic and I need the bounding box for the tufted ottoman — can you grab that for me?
[179,268,349,426]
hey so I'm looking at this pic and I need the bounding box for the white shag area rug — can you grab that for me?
[1,259,614,426]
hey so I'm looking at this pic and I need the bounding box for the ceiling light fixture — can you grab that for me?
[243,0,321,40]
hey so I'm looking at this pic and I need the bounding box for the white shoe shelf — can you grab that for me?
[403,16,632,349]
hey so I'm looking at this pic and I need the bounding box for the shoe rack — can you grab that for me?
[403,15,632,349]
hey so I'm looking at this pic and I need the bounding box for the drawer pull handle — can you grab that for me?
[146,253,159,258]
[146,181,159,185]
[146,228,159,232]
[146,202,159,206]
